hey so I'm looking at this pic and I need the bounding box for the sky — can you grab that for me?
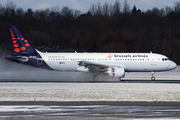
[0,0,179,13]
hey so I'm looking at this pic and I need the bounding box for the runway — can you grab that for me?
[0,79,180,83]
[0,81,180,119]
[0,102,180,119]
[121,79,180,83]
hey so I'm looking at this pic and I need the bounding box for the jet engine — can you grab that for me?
[77,66,89,72]
[108,67,125,78]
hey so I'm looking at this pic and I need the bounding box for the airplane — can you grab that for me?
[4,25,177,80]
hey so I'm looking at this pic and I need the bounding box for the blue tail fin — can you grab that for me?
[8,25,37,55]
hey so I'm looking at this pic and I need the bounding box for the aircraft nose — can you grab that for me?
[171,61,177,69]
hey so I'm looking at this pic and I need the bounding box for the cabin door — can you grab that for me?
[151,55,156,65]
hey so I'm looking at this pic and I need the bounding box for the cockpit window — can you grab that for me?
[162,58,170,61]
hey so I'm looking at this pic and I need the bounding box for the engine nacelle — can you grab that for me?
[108,67,125,78]
[77,67,89,72]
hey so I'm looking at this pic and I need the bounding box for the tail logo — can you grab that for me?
[9,27,29,53]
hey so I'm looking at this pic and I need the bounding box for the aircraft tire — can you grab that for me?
[151,76,155,81]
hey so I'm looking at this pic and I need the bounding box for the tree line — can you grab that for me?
[0,1,180,64]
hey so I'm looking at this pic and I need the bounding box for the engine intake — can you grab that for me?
[108,67,125,78]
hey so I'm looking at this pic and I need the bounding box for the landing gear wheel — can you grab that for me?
[151,72,155,81]
[151,76,155,81]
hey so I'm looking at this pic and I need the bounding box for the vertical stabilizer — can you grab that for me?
[8,25,37,55]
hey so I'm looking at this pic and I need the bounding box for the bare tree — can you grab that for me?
[51,6,61,13]
[109,3,114,16]
[123,0,130,13]
[174,1,180,12]
[74,10,81,19]
[103,2,109,16]
[159,8,165,16]
[96,2,102,15]
[61,6,72,17]
[113,0,121,15]
[152,7,161,16]
[0,3,4,15]
[5,1,16,10]
[16,8,24,16]
[26,8,33,17]
[3,1,16,16]
[89,3,96,15]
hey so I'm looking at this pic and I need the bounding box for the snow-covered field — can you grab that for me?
[0,82,180,102]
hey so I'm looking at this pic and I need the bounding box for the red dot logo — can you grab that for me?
[24,40,28,42]
[21,46,26,50]
[13,44,18,47]
[14,48,20,52]
[12,40,17,43]
[25,43,30,47]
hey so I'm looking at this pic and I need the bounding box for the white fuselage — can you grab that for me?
[38,52,177,72]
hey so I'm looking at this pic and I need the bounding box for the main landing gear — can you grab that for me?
[151,72,155,81]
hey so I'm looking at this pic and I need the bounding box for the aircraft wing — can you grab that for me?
[78,61,121,72]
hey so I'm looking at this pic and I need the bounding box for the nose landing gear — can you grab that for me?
[151,72,155,81]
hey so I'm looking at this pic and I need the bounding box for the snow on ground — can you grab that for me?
[0,82,180,102]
